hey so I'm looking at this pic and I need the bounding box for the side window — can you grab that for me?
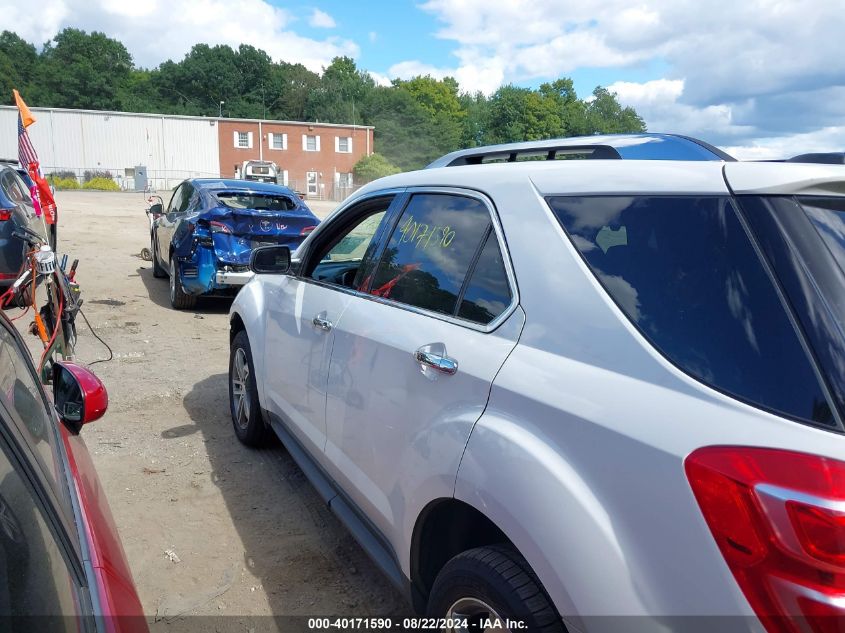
[548,195,833,426]
[0,327,63,496]
[307,197,394,289]
[1,171,30,205]
[0,429,85,625]
[458,229,512,324]
[369,194,492,316]
[185,185,200,212]
[167,184,185,214]
[176,184,194,213]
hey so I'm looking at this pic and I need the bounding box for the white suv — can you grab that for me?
[228,134,845,632]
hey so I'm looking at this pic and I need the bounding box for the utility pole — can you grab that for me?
[219,101,225,117]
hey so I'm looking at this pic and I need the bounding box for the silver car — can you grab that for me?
[229,134,845,632]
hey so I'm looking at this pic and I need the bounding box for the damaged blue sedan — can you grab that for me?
[149,179,319,309]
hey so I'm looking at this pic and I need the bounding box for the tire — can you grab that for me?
[229,330,270,447]
[168,253,197,310]
[427,545,565,633]
[152,234,166,278]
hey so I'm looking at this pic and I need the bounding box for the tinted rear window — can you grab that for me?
[802,197,845,273]
[215,192,297,211]
[548,195,833,426]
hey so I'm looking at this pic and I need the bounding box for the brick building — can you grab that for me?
[218,119,374,199]
[0,105,374,197]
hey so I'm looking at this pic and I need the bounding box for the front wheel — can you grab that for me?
[169,253,196,310]
[229,330,270,446]
[152,234,166,278]
[427,545,565,633]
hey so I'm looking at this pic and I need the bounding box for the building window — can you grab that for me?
[269,133,287,150]
[234,131,252,149]
[303,134,320,152]
[336,136,352,153]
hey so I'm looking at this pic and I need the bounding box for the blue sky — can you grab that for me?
[3,0,844,158]
[287,1,672,100]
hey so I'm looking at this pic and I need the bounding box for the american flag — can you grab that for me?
[18,113,38,168]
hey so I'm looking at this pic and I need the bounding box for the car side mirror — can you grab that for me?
[147,203,163,215]
[250,245,291,275]
[53,362,109,433]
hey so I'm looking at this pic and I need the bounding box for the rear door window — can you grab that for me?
[548,195,833,426]
[457,229,512,324]
[167,184,186,214]
[368,194,493,317]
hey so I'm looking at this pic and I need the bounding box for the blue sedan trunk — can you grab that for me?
[171,186,318,295]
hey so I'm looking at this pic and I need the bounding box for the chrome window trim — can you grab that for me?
[297,185,519,334]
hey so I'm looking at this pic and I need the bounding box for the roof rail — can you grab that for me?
[426,133,734,168]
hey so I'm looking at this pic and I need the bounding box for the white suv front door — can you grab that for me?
[322,190,523,547]
[261,195,398,455]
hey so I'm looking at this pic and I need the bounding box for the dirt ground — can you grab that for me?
[13,191,408,631]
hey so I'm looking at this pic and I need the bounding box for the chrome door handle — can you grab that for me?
[312,315,333,331]
[414,349,458,375]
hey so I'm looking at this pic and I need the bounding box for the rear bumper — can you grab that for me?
[215,269,254,286]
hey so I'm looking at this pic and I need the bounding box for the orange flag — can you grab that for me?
[13,89,36,128]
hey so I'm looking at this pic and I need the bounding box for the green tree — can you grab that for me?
[305,56,374,124]
[459,91,491,147]
[393,75,465,153]
[353,153,401,182]
[585,87,646,134]
[0,31,38,102]
[486,85,560,143]
[37,28,133,110]
[265,62,320,120]
[152,44,242,116]
[363,86,443,170]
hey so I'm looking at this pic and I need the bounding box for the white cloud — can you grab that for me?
[368,31,377,43]
[417,0,845,150]
[1,0,358,73]
[723,127,845,161]
[368,71,392,87]
[308,8,336,29]
[387,55,504,95]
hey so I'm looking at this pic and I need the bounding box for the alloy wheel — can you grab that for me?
[446,597,511,633]
[231,347,251,429]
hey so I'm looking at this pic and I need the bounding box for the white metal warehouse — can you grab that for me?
[0,106,220,190]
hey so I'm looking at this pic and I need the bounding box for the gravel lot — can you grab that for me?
[13,191,407,631]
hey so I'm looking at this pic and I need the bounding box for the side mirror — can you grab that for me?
[53,362,109,433]
[250,245,291,275]
[147,203,163,215]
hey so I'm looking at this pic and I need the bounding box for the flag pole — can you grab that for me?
[14,89,54,248]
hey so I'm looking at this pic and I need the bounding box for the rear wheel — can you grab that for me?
[152,234,166,278]
[169,253,197,310]
[427,545,565,633]
[229,330,269,446]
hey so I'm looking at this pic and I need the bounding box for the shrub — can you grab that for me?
[83,169,114,183]
[50,170,76,180]
[82,177,119,191]
[353,153,401,183]
[49,176,80,190]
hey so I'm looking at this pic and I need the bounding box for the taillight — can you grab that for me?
[208,220,232,235]
[686,447,845,633]
[0,208,12,221]
[300,225,317,236]
[209,221,232,234]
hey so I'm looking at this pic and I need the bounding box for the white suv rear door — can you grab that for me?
[321,189,524,547]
